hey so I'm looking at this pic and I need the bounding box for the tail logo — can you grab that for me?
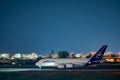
[95,53,102,58]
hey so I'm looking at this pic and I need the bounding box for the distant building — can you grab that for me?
[49,53,59,58]
[86,52,96,58]
[105,58,115,63]
[11,53,22,59]
[90,52,96,57]
[74,53,81,58]
[21,53,38,60]
[30,52,38,59]
[117,52,120,58]
[104,52,112,58]
[22,53,32,59]
[116,52,120,63]
[0,53,10,59]
[68,52,74,58]
[81,54,87,58]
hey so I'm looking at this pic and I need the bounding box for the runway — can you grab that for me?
[0,68,120,72]
[0,68,120,80]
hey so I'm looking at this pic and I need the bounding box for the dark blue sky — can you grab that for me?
[0,0,120,55]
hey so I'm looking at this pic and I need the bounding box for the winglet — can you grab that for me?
[85,45,108,66]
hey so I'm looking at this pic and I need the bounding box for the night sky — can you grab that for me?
[0,0,120,55]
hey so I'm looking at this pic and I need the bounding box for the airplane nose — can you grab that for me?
[35,62,38,66]
[35,61,43,66]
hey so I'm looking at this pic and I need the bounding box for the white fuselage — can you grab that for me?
[35,58,89,68]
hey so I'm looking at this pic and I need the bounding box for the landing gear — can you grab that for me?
[65,63,74,68]
[57,64,65,68]
[57,63,74,69]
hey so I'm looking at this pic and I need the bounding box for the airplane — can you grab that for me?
[35,45,108,69]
